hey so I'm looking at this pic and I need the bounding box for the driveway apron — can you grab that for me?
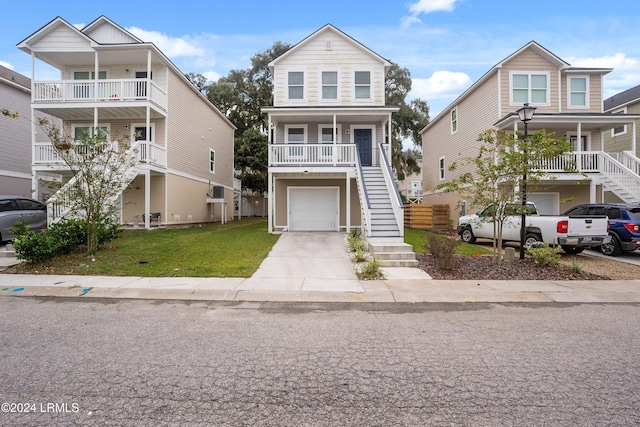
[251,232,357,280]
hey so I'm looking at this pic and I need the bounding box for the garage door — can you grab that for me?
[288,187,339,231]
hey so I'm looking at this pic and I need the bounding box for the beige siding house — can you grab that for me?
[17,16,238,228]
[262,24,406,243]
[420,41,640,223]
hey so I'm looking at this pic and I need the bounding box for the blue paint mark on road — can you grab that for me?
[12,288,24,293]
[79,288,91,296]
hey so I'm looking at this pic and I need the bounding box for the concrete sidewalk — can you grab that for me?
[1,235,640,303]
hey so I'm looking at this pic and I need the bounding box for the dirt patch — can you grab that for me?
[418,251,640,281]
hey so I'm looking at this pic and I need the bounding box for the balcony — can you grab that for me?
[33,79,167,110]
[33,140,167,168]
[269,144,356,166]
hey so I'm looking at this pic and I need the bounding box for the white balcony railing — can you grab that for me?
[33,79,168,109]
[34,141,167,168]
[268,144,356,166]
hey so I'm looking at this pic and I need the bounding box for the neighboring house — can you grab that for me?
[420,41,640,223]
[603,84,640,202]
[262,24,404,240]
[16,16,239,229]
[0,65,33,196]
[396,157,423,204]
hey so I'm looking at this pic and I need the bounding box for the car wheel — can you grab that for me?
[524,233,542,248]
[561,246,584,255]
[460,227,476,244]
[600,233,623,256]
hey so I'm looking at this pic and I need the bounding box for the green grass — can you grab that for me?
[13,218,279,278]
[404,228,492,256]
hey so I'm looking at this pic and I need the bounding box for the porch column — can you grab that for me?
[94,107,98,132]
[333,114,337,165]
[589,179,596,203]
[32,172,39,200]
[144,169,151,229]
[576,122,582,171]
[346,173,351,232]
[94,51,99,102]
[267,171,273,233]
[633,121,637,154]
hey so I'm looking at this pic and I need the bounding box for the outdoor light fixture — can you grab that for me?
[516,103,537,260]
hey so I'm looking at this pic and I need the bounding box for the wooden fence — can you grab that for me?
[404,204,450,230]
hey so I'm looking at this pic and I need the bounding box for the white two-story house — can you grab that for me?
[262,24,404,241]
[17,16,239,228]
[420,41,640,222]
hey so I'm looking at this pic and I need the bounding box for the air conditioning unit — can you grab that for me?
[213,186,224,198]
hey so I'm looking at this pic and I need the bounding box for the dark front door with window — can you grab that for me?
[354,129,372,166]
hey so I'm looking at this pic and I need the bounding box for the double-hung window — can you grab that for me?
[209,149,216,174]
[568,76,588,108]
[322,71,338,100]
[451,107,458,134]
[438,156,446,181]
[285,125,307,158]
[612,108,627,136]
[511,72,549,105]
[355,71,371,99]
[288,71,304,100]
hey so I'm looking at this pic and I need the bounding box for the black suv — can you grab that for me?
[563,203,640,256]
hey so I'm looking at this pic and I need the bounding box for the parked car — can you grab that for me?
[0,195,47,242]
[562,203,640,256]
[457,202,611,254]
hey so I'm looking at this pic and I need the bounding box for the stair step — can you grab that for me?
[377,259,420,268]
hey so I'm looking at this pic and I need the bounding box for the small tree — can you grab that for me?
[440,129,572,264]
[38,119,137,254]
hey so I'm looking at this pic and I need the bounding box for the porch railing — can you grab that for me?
[33,79,168,109]
[269,144,356,166]
[34,141,166,167]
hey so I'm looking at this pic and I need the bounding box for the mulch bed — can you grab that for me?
[418,253,609,281]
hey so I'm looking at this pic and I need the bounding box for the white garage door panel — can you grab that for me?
[289,188,338,231]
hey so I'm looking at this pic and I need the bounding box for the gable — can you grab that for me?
[82,16,142,44]
[20,18,93,52]
[501,47,561,72]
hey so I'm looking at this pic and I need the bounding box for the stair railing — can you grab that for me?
[355,148,372,237]
[599,151,640,204]
[378,143,404,237]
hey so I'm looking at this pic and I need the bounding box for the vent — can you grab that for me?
[187,215,193,221]
[213,186,224,198]
[174,214,181,221]
[325,40,333,51]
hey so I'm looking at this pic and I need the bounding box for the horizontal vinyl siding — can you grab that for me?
[603,102,640,154]
[273,32,385,107]
[31,24,91,51]
[0,83,31,176]
[166,71,234,187]
[422,75,499,193]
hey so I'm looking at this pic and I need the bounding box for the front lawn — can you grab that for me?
[10,218,279,278]
[404,227,492,256]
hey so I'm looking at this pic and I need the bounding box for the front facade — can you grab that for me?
[263,25,403,239]
[17,16,239,228]
[421,41,640,222]
[0,65,34,196]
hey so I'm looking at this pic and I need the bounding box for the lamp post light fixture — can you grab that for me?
[516,103,537,260]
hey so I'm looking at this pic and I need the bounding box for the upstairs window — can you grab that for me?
[451,107,458,134]
[209,149,216,174]
[288,72,304,100]
[355,71,371,99]
[439,156,446,181]
[511,72,549,105]
[322,71,338,99]
[569,76,588,108]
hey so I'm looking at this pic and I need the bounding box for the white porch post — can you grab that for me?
[576,122,582,171]
[268,171,273,234]
[144,169,151,229]
[346,173,351,232]
[633,121,637,155]
[589,179,596,203]
[94,52,99,102]
[333,114,337,165]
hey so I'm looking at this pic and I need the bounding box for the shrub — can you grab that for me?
[346,230,367,253]
[357,258,383,280]
[12,230,65,263]
[353,247,368,263]
[570,257,583,274]
[8,221,30,238]
[526,243,560,265]
[424,233,459,270]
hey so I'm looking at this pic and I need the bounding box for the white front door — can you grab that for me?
[288,187,339,231]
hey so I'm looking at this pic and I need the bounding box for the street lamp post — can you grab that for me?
[516,103,537,260]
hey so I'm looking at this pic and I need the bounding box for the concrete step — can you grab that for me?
[0,244,16,257]
[374,251,416,260]
[377,259,420,268]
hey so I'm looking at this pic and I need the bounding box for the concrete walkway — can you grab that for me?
[1,236,640,303]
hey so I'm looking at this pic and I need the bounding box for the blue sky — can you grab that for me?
[2,0,640,118]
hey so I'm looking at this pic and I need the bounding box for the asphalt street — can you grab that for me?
[1,298,639,426]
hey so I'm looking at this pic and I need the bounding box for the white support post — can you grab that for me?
[589,178,596,203]
[268,172,274,234]
[576,122,582,171]
[346,173,351,232]
[144,169,151,229]
[633,121,637,155]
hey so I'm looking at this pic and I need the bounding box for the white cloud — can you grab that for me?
[202,71,222,83]
[0,61,13,70]
[409,0,458,14]
[411,70,472,99]
[127,27,206,58]
[568,52,640,97]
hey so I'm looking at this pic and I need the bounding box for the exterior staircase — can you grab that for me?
[600,151,640,205]
[47,141,141,225]
[367,241,418,268]
[361,166,402,238]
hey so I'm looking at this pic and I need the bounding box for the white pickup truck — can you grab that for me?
[457,203,611,254]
